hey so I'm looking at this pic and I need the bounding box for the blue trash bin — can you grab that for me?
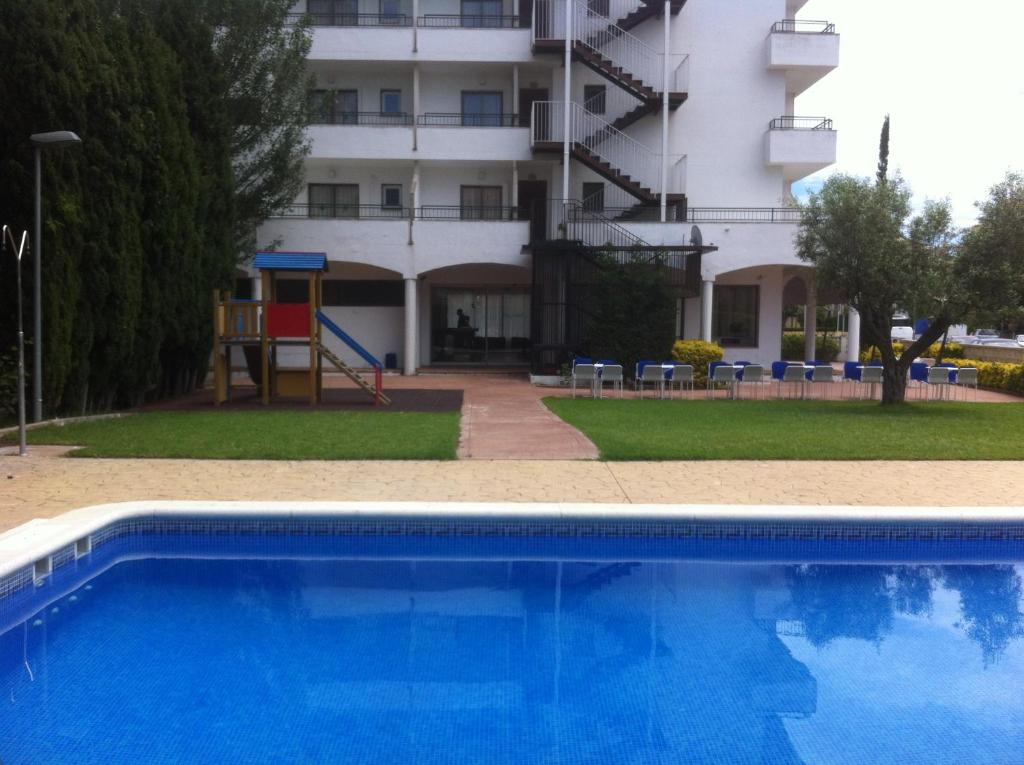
[384,352,398,370]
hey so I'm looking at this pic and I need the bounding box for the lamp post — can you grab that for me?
[29,130,82,422]
[3,225,30,456]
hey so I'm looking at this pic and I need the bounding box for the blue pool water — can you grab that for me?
[1,525,1024,764]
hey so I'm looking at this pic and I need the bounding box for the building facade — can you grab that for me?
[257,0,843,372]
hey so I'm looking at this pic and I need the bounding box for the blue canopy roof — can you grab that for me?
[253,252,328,272]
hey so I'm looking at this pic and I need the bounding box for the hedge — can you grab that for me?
[782,332,840,362]
[944,359,1024,396]
[860,342,965,362]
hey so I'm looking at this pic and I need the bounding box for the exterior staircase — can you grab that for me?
[614,0,685,33]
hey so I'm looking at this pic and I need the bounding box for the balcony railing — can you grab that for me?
[311,112,414,126]
[418,206,522,220]
[686,207,801,223]
[769,116,834,130]
[417,113,521,127]
[286,12,413,27]
[770,19,836,34]
[417,14,521,28]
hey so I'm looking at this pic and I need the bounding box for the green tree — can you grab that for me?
[796,175,960,403]
[876,114,890,185]
[585,253,677,377]
[957,173,1024,336]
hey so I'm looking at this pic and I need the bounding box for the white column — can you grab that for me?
[804,278,817,361]
[412,65,420,151]
[659,0,670,222]
[404,278,418,375]
[700,280,713,342]
[846,306,861,362]
[561,0,572,201]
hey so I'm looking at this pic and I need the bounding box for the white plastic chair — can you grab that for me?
[737,364,764,399]
[954,367,978,401]
[859,366,883,399]
[808,365,834,399]
[639,364,667,399]
[925,366,952,400]
[708,364,737,399]
[779,365,807,399]
[598,364,623,398]
[571,364,597,398]
[670,364,694,397]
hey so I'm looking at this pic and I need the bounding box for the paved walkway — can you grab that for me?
[1,448,1023,533]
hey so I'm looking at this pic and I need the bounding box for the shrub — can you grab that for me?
[671,340,724,385]
[782,332,840,362]
[860,341,965,362]
[944,359,1024,396]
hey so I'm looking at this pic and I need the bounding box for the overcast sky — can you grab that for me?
[794,0,1024,227]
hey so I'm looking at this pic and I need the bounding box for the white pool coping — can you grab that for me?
[3,500,1024,582]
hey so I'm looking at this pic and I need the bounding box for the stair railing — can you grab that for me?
[544,198,652,248]
[581,86,644,134]
[532,101,662,194]
[533,0,664,92]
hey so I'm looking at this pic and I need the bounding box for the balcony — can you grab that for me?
[294,9,533,62]
[767,20,839,95]
[765,116,837,181]
[272,204,523,221]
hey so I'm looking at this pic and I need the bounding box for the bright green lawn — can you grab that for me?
[544,399,1024,460]
[3,410,460,459]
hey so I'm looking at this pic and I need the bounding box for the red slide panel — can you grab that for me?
[266,303,310,338]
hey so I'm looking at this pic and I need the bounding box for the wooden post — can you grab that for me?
[308,272,317,406]
[261,270,271,405]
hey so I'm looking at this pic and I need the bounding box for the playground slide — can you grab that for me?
[315,311,382,368]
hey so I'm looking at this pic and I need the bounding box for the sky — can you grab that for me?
[793,0,1024,227]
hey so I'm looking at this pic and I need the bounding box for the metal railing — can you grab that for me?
[686,207,801,223]
[416,113,521,127]
[273,204,410,219]
[417,14,521,28]
[285,12,413,27]
[418,206,522,220]
[770,19,836,34]
[769,116,834,130]
[541,198,651,248]
[311,111,414,126]
[533,101,663,193]
[533,0,663,91]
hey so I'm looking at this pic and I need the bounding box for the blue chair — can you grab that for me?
[935,362,957,383]
[660,361,676,382]
[909,361,929,398]
[771,361,789,381]
[708,360,731,378]
[842,361,862,381]
[572,356,592,370]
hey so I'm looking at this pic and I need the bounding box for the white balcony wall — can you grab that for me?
[416,126,531,161]
[310,28,416,62]
[764,127,837,180]
[416,30,534,62]
[310,124,415,159]
[767,31,839,95]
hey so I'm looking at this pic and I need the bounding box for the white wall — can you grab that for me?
[275,305,405,370]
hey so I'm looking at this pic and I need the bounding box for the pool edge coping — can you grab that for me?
[3,500,1024,581]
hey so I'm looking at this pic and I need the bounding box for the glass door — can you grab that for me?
[431,289,530,364]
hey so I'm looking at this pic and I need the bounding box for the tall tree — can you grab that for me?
[876,114,890,186]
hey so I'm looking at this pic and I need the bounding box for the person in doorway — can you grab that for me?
[456,308,471,329]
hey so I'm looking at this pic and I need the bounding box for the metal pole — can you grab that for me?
[660,0,669,222]
[17,240,28,455]
[561,0,571,202]
[33,147,42,422]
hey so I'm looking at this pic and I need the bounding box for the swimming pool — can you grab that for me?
[1,503,1023,764]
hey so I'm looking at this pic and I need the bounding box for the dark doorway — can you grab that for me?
[518,88,549,128]
[518,0,532,27]
[518,180,547,242]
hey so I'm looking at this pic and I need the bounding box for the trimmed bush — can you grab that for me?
[861,341,965,362]
[944,359,1024,396]
[671,340,724,385]
[782,332,840,362]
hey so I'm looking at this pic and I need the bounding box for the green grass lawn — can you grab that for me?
[2,410,460,459]
[544,399,1024,460]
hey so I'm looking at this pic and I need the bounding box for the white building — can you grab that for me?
[257,0,844,373]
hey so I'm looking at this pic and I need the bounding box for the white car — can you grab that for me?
[891,326,914,341]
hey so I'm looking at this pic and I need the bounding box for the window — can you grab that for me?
[323,280,405,306]
[583,85,606,115]
[309,0,358,25]
[582,182,604,212]
[308,184,360,218]
[712,285,759,347]
[460,185,503,220]
[379,0,402,24]
[461,91,503,127]
[308,90,357,124]
[381,184,403,213]
[461,0,503,27]
[379,90,404,124]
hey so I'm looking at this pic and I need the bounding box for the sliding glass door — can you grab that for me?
[431,289,531,364]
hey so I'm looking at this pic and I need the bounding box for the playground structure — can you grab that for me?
[212,252,390,406]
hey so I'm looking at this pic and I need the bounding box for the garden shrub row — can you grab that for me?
[860,342,965,362]
[671,340,724,385]
[781,332,840,362]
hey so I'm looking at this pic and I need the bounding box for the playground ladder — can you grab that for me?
[318,343,392,406]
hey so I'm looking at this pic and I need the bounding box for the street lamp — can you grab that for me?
[29,130,81,422]
[2,225,30,456]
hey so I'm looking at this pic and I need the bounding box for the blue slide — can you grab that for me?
[315,311,382,368]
